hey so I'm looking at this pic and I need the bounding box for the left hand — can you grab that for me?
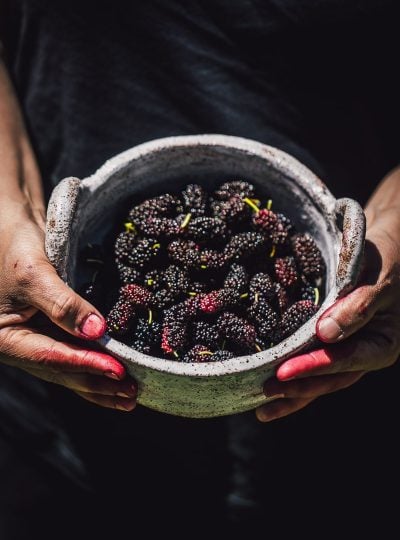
[256,207,400,423]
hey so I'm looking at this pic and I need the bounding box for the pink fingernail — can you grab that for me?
[317,317,343,342]
[80,313,106,339]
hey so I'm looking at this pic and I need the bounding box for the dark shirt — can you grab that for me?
[0,1,399,537]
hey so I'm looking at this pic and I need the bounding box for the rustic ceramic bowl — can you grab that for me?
[45,134,365,418]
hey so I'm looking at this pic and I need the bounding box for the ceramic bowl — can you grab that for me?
[45,134,366,418]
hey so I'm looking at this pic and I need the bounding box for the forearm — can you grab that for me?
[364,166,400,239]
[0,55,45,226]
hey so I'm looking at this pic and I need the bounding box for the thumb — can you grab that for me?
[316,285,382,344]
[24,260,106,339]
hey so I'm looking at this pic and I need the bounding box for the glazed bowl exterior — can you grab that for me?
[45,135,365,418]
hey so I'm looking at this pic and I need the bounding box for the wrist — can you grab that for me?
[0,194,45,231]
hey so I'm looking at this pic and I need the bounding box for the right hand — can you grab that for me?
[0,210,137,412]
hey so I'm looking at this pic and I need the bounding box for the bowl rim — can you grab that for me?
[80,134,338,377]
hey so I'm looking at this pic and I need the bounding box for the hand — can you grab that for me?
[256,209,400,423]
[0,214,137,412]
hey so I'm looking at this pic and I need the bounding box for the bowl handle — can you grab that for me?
[334,197,366,298]
[45,177,81,281]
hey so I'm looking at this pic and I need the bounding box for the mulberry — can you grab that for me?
[168,239,200,268]
[249,273,275,302]
[185,216,227,242]
[183,345,214,363]
[181,184,207,216]
[224,263,249,293]
[224,232,265,261]
[191,321,219,348]
[212,350,235,361]
[275,256,298,287]
[199,289,240,313]
[214,181,255,200]
[291,233,325,278]
[280,300,319,339]
[218,312,256,348]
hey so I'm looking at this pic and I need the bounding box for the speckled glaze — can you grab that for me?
[45,135,366,418]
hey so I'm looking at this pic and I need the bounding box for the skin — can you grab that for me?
[0,57,136,412]
[256,168,400,422]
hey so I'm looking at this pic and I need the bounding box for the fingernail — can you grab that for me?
[116,385,136,398]
[104,371,121,380]
[80,313,106,339]
[116,392,131,398]
[116,401,136,412]
[266,393,285,401]
[317,316,343,342]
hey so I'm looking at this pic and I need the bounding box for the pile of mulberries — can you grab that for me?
[79,181,325,361]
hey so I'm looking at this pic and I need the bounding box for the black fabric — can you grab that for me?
[1,1,400,537]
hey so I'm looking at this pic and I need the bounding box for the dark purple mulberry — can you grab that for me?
[291,233,325,278]
[224,232,265,261]
[181,184,207,216]
[182,344,214,363]
[280,300,319,339]
[247,301,279,340]
[249,273,275,302]
[192,321,219,348]
[211,194,250,223]
[224,264,249,293]
[218,312,256,348]
[185,217,227,242]
[168,239,200,268]
[212,350,235,361]
[214,181,255,200]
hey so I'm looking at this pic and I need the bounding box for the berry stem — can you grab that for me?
[266,199,273,210]
[148,309,153,325]
[124,222,136,233]
[269,245,276,258]
[180,213,192,229]
[314,287,320,306]
[243,197,260,213]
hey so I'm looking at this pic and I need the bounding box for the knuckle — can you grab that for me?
[50,292,78,323]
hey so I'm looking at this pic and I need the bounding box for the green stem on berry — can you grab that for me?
[314,287,320,306]
[240,292,249,299]
[198,351,214,356]
[200,264,207,270]
[180,213,192,229]
[124,222,136,233]
[255,343,262,352]
[148,309,153,325]
[188,291,197,296]
[147,278,154,286]
[269,245,276,258]
[152,243,161,250]
[172,350,179,358]
[243,197,260,213]
[266,199,273,210]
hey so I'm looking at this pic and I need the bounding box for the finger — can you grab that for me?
[256,397,315,423]
[264,372,364,400]
[0,325,126,379]
[73,391,137,412]
[19,259,106,339]
[23,367,137,397]
[316,285,382,344]
[277,325,397,380]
